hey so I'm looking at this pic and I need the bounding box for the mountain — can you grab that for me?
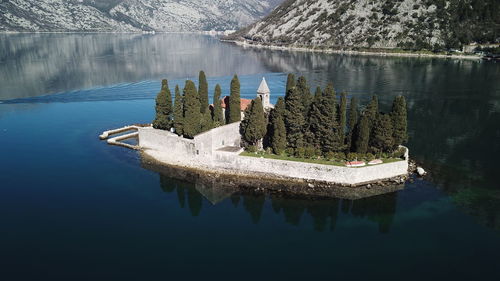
[228,0,500,50]
[0,0,284,32]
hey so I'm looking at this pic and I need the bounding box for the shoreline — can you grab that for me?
[141,148,410,200]
[222,39,482,60]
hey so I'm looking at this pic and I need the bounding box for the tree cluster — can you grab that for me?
[242,75,409,160]
[153,71,242,139]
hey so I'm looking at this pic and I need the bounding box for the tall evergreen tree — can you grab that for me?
[297,76,312,117]
[372,113,394,153]
[153,79,173,130]
[241,98,267,147]
[320,84,340,153]
[212,84,223,125]
[305,87,323,147]
[270,97,286,154]
[285,87,305,149]
[355,113,370,154]
[182,80,201,139]
[391,95,408,148]
[338,92,347,144]
[173,85,184,136]
[366,95,379,124]
[347,96,359,150]
[198,70,209,113]
[285,73,296,100]
[228,75,241,124]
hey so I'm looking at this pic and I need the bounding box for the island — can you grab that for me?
[101,71,412,199]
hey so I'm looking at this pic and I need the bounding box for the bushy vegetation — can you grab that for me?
[241,75,408,162]
[153,71,242,139]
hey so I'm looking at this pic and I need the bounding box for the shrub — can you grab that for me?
[346,153,358,161]
[295,147,305,158]
[365,153,375,161]
[391,147,406,159]
[246,145,258,153]
[304,146,316,159]
[285,148,295,157]
[325,151,335,160]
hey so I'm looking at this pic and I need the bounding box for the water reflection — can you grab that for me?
[155,170,398,233]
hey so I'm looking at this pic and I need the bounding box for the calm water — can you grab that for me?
[1,33,499,280]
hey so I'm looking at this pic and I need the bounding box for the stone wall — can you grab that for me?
[138,124,409,186]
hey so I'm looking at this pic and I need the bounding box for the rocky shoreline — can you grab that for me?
[141,150,421,200]
[222,39,482,60]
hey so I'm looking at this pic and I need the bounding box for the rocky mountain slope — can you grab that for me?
[0,0,283,32]
[229,0,500,50]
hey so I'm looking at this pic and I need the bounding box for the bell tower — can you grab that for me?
[257,77,271,109]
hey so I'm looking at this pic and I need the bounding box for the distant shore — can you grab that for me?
[222,39,482,60]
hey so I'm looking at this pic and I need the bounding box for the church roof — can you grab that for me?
[219,96,252,111]
[257,77,270,94]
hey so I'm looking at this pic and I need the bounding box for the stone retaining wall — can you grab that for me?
[137,124,409,187]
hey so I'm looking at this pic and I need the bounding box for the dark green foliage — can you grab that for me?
[200,111,213,132]
[285,73,296,99]
[355,113,370,154]
[338,92,347,144]
[297,76,312,117]
[173,85,183,136]
[366,95,379,125]
[371,113,394,153]
[347,96,359,149]
[228,75,241,124]
[241,98,267,147]
[320,84,340,153]
[270,97,286,154]
[285,87,305,149]
[182,80,201,139]
[198,71,209,113]
[212,84,223,125]
[152,79,173,130]
[391,95,408,147]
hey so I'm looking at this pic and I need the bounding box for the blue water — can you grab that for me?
[0,33,499,280]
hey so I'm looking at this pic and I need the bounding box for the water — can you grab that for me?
[0,33,499,280]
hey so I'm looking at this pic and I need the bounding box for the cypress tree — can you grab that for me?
[305,87,323,147]
[285,73,296,99]
[355,113,370,154]
[285,87,305,149]
[198,70,209,113]
[228,75,241,124]
[297,76,312,116]
[347,96,359,150]
[182,80,201,139]
[241,98,267,147]
[338,92,347,144]
[366,95,379,125]
[152,79,173,130]
[391,95,408,148]
[372,113,394,153]
[320,84,340,153]
[270,97,286,154]
[173,85,184,136]
[212,84,223,125]
[200,111,213,133]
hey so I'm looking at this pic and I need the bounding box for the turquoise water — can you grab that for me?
[1,34,499,280]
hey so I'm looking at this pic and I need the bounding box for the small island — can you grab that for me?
[101,71,412,199]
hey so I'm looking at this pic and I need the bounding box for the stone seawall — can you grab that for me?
[137,124,409,198]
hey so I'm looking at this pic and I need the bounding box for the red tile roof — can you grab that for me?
[220,96,252,111]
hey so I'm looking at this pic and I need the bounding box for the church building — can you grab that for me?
[219,77,273,119]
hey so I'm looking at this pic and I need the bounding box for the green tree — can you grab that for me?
[285,73,296,97]
[305,87,323,147]
[228,75,241,124]
[182,80,201,139]
[173,85,184,136]
[212,84,223,126]
[241,98,267,147]
[285,87,305,149]
[338,92,347,145]
[297,76,312,116]
[366,95,379,125]
[355,113,370,154]
[198,70,209,113]
[320,84,340,153]
[347,96,359,150]
[200,111,213,133]
[270,97,286,154]
[152,79,173,130]
[391,95,408,148]
[372,113,394,153]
